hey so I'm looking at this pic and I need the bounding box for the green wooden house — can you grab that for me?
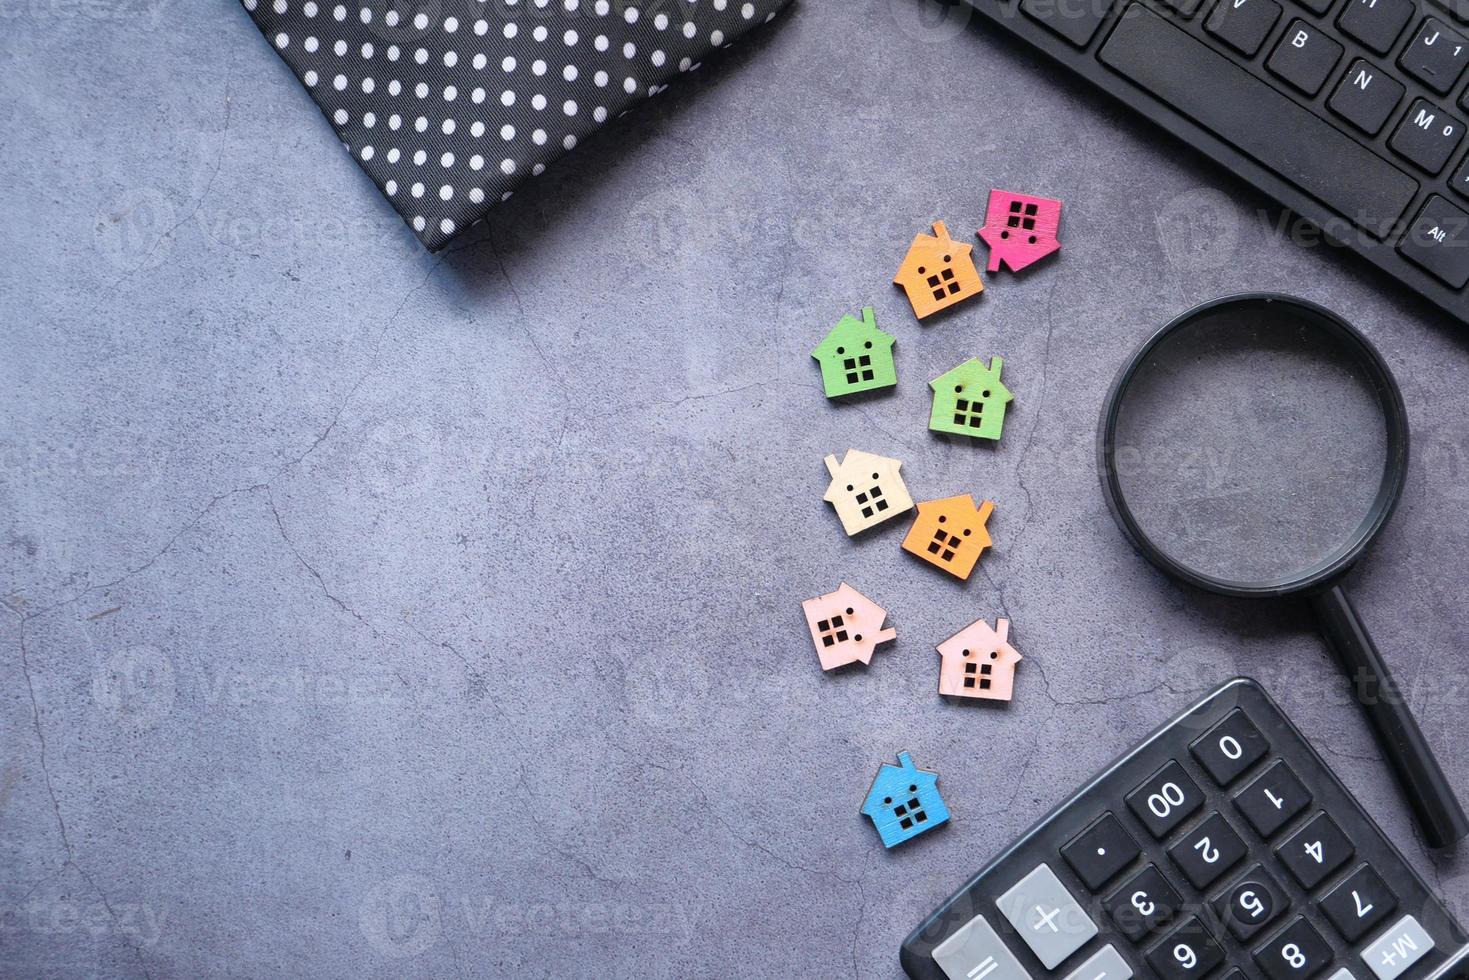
[929,357,1013,440]
[811,307,897,399]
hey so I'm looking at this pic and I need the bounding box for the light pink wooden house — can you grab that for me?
[801,582,897,671]
[936,617,1022,701]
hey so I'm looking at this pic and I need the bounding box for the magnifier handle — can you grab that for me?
[1310,585,1469,849]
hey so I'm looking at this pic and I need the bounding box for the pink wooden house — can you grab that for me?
[801,582,897,671]
[936,617,1022,701]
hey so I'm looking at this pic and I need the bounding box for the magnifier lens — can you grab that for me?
[1111,305,1389,586]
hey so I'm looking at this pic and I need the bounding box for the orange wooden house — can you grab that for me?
[900,494,995,580]
[892,220,984,319]
[937,617,1022,702]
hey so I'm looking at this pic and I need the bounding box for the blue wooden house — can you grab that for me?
[861,751,950,848]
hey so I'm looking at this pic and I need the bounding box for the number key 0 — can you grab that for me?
[1126,761,1205,838]
[1190,708,1270,785]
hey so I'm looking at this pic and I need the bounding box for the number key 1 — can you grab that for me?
[1126,761,1204,838]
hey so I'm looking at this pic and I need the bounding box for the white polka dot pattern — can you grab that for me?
[243,0,789,250]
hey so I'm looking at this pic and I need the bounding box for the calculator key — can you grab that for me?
[1146,917,1225,980]
[1324,971,1360,980]
[1321,865,1397,941]
[1211,864,1286,940]
[1061,944,1133,980]
[1399,193,1469,286]
[1389,99,1465,173]
[1022,0,1116,46]
[933,913,1034,980]
[1253,916,1333,980]
[1267,20,1345,95]
[1360,915,1435,980]
[1063,813,1141,891]
[1105,864,1183,941]
[1338,0,1415,53]
[1400,18,1469,93]
[1168,812,1248,889]
[996,863,1099,969]
[1234,761,1311,837]
[1206,0,1283,54]
[1329,60,1407,135]
[1126,762,1204,838]
[1190,710,1270,786]
[1276,813,1353,889]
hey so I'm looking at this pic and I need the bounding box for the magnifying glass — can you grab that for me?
[1097,293,1468,849]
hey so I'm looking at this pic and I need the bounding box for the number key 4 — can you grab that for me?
[1277,812,1354,889]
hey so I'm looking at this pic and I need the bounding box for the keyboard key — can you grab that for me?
[1063,812,1140,890]
[1206,0,1283,54]
[1061,945,1133,980]
[995,863,1099,969]
[1400,18,1469,93]
[1146,917,1225,980]
[1022,0,1115,46]
[1329,60,1407,134]
[1254,916,1334,980]
[1338,0,1415,53]
[1276,813,1354,888]
[1125,761,1204,838]
[1294,0,1334,15]
[1168,812,1248,889]
[1399,193,1469,285]
[1321,865,1397,941]
[1099,10,1419,239]
[1159,0,1206,16]
[933,913,1034,980]
[1389,98,1465,172]
[1235,761,1312,837]
[1190,709,1270,786]
[1361,915,1435,980]
[1268,20,1345,94]
[1105,864,1182,941]
[1451,152,1469,197]
[1212,864,1286,940]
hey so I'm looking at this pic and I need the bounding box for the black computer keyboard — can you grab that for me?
[959,0,1469,323]
[900,678,1469,980]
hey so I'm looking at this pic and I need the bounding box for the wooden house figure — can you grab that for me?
[929,357,1013,441]
[801,582,897,671]
[937,618,1022,701]
[822,449,914,536]
[901,494,996,580]
[860,751,950,848]
[811,307,897,399]
[892,220,984,319]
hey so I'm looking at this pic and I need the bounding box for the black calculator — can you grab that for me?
[900,678,1469,980]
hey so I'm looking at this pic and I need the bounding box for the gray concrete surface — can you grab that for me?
[4,0,1469,976]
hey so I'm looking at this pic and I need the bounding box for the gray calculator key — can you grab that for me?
[1361,915,1434,980]
[997,863,1100,969]
[1325,970,1359,980]
[933,913,1033,980]
[1062,944,1133,980]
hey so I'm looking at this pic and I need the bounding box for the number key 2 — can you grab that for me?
[1146,917,1225,980]
[1253,916,1333,980]
[1190,709,1269,785]
[1126,761,1204,838]
[1277,812,1354,889]
[1168,812,1247,889]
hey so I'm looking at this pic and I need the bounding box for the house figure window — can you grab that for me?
[893,220,984,319]
[822,449,914,537]
[811,308,897,399]
[1007,200,1039,234]
[860,751,950,848]
[801,582,897,671]
[902,495,996,580]
[937,619,1022,702]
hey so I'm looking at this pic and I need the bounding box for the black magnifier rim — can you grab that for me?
[1096,293,1409,599]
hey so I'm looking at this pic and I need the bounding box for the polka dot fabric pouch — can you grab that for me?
[242,0,790,250]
